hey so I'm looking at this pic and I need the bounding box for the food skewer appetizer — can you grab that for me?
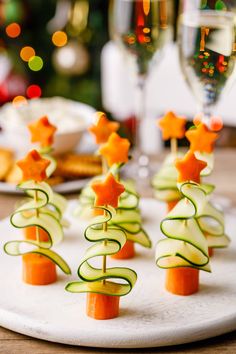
[156,151,211,296]
[185,122,226,256]
[77,131,151,259]
[152,111,186,212]
[26,116,68,242]
[66,173,137,319]
[4,149,71,285]
[99,132,151,258]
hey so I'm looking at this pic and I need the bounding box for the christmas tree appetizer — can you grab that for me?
[152,111,186,212]
[156,151,211,296]
[4,150,71,285]
[78,132,151,259]
[186,122,230,256]
[26,116,68,242]
[66,173,137,320]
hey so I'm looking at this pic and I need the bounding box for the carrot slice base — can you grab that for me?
[86,293,120,320]
[165,267,199,296]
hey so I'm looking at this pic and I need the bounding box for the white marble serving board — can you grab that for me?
[0,198,235,348]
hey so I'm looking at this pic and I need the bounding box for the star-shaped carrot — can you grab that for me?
[88,112,120,144]
[185,123,218,153]
[99,132,130,167]
[157,111,186,140]
[92,173,125,208]
[17,149,50,182]
[175,151,207,183]
[28,116,57,148]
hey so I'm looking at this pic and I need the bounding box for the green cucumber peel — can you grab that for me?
[66,205,137,297]
[6,180,70,274]
[156,181,211,272]
[195,152,214,177]
[4,241,71,274]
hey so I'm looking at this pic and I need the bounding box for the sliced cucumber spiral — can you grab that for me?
[66,206,137,296]
[156,182,211,272]
[4,180,71,275]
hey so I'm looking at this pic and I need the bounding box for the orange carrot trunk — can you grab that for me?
[111,240,135,260]
[22,253,57,285]
[208,247,214,257]
[86,293,120,320]
[165,267,199,296]
[166,199,179,213]
[24,226,49,242]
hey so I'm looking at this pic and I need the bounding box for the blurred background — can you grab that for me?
[0,0,235,148]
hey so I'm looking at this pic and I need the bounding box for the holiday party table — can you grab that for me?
[0,148,235,353]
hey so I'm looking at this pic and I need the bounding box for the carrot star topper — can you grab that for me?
[89,112,120,145]
[66,172,137,320]
[185,123,218,154]
[157,111,186,154]
[28,116,57,149]
[4,149,71,286]
[99,132,130,169]
[17,149,50,182]
[92,172,125,208]
[175,150,207,184]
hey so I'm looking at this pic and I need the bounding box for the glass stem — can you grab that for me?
[202,103,212,128]
[134,75,149,164]
[135,75,145,153]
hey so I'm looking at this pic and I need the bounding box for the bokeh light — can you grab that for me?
[26,84,42,99]
[28,56,43,71]
[210,116,223,131]
[52,31,68,47]
[12,96,27,107]
[20,46,35,62]
[6,22,21,38]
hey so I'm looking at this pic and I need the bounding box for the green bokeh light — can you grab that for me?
[28,56,43,71]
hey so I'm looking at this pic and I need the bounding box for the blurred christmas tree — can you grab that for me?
[0,0,109,109]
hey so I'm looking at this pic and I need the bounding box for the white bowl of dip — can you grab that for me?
[0,97,96,155]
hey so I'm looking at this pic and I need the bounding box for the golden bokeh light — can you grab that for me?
[52,31,68,47]
[20,46,35,62]
[12,96,28,108]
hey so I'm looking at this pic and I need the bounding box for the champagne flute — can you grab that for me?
[109,0,174,178]
[178,0,236,127]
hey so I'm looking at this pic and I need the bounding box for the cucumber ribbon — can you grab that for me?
[40,147,69,228]
[66,206,137,296]
[156,182,210,272]
[156,180,230,271]
[4,180,71,274]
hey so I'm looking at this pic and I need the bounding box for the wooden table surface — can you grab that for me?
[0,148,235,354]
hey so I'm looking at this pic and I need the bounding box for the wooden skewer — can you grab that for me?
[170,138,178,155]
[102,156,108,175]
[34,189,40,245]
[102,208,108,285]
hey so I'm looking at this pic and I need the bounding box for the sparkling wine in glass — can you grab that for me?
[178,1,236,126]
[110,0,174,178]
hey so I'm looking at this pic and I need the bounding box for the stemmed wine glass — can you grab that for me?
[109,0,174,178]
[178,0,236,127]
